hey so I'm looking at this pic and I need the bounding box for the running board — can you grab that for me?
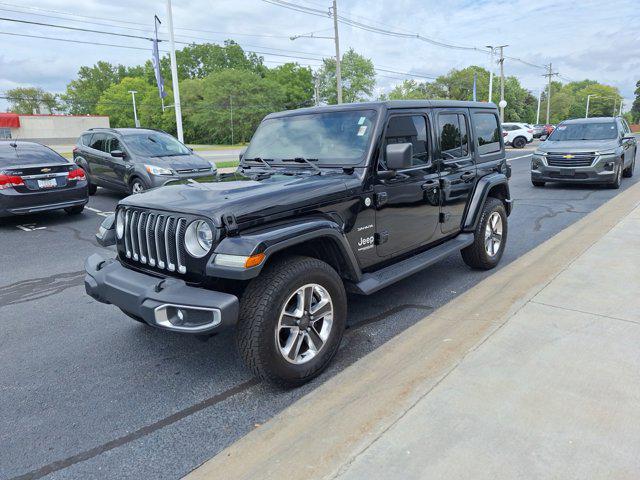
[348,234,474,295]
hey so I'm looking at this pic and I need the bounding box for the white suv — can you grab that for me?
[502,123,534,149]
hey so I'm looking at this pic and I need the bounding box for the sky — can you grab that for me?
[0,0,638,113]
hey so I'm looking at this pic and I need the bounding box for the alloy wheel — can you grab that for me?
[275,284,334,365]
[484,211,503,257]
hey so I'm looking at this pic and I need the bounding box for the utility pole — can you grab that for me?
[543,63,559,124]
[314,75,320,106]
[166,0,184,142]
[536,89,542,124]
[619,99,623,116]
[585,94,598,118]
[498,45,507,122]
[486,45,494,103]
[128,90,140,127]
[332,0,342,104]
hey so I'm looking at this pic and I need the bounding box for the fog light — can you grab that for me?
[176,309,185,322]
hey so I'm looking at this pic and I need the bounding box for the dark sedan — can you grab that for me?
[0,141,88,217]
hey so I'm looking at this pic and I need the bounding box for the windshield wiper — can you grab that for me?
[282,157,321,174]
[244,157,274,170]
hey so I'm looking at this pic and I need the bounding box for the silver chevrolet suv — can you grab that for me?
[531,117,636,189]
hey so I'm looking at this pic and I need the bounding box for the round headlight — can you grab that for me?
[185,220,213,258]
[116,209,125,239]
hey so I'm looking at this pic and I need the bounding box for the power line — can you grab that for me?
[0,30,158,51]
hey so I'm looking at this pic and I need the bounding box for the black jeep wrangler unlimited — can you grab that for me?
[85,101,512,386]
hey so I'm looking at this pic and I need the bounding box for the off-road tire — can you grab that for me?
[623,156,635,178]
[532,180,545,187]
[64,205,85,215]
[607,163,623,189]
[461,197,508,270]
[236,255,347,387]
[512,136,527,149]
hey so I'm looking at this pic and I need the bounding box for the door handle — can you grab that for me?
[421,179,437,190]
[460,172,475,182]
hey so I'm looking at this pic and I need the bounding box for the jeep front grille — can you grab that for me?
[546,153,595,167]
[122,208,188,274]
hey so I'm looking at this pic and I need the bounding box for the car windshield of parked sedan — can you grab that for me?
[243,110,377,166]
[547,122,618,141]
[0,143,68,166]
[123,132,191,157]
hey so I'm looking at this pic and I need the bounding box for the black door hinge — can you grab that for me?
[375,231,389,245]
[375,191,388,207]
[222,214,239,236]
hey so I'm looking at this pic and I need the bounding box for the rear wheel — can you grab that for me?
[64,205,84,215]
[461,197,508,270]
[512,136,526,149]
[237,255,347,387]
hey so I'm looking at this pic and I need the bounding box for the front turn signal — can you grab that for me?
[244,253,265,268]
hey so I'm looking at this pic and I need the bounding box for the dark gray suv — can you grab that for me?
[73,128,217,195]
[531,117,636,189]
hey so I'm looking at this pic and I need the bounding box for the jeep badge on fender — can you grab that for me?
[85,100,512,387]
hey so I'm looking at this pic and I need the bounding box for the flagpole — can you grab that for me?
[166,0,184,142]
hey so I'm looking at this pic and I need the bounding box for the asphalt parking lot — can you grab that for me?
[1,144,638,480]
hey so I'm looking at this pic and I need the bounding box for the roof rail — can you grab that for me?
[87,127,119,133]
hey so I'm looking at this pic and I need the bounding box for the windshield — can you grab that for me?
[123,132,191,157]
[0,143,67,167]
[244,110,377,166]
[548,122,618,141]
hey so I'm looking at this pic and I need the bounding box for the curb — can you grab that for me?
[185,180,640,480]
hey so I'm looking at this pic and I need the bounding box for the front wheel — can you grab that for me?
[236,255,347,387]
[607,163,623,189]
[623,157,635,178]
[512,136,526,149]
[129,177,147,194]
[532,180,545,187]
[461,197,508,270]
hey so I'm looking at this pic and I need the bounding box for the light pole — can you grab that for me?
[291,1,342,104]
[585,94,598,118]
[128,90,140,127]
[536,89,542,125]
[166,0,184,142]
[496,45,508,122]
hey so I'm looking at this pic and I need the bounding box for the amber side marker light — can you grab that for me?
[244,253,266,268]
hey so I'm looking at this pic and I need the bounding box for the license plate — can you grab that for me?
[559,169,575,176]
[38,178,57,189]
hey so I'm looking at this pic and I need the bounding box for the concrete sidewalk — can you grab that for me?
[187,181,640,480]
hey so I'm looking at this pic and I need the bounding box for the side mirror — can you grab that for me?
[111,150,125,158]
[622,134,636,141]
[239,147,247,161]
[540,135,548,141]
[188,147,194,152]
[386,143,413,171]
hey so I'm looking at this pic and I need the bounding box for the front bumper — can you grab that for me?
[84,253,239,334]
[0,183,88,217]
[531,156,618,184]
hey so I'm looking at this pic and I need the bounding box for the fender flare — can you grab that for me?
[463,173,512,231]
[206,218,362,281]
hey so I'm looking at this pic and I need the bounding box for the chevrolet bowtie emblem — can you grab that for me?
[562,154,575,159]
[41,168,52,172]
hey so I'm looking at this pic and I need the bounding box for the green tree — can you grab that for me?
[318,48,376,104]
[5,87,59,114]
[265,63,314,109]
[540,80,622,123]
[62,61,143,114]
[631,80,640,123]
[95,77,168,129]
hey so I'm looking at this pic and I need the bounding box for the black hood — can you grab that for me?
[119,171,350,226]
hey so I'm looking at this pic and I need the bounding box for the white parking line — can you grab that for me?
[508,153,533,161]
[16,224,46,232]
[86,206,114,218]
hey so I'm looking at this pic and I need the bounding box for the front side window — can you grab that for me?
[548,122,618,141]
[123,131,191,157]
[474,113,501,155]
[104,136,121,153]
[244,110,377,166]
[89,133,107,152]
[384,115,429,167]
[438,113,469,159]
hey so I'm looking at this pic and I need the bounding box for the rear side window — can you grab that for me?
[474,113,501,155]
[0,143,67,166]
[438,113,469,159]
[80,133,92,146]
[89,133,107,152]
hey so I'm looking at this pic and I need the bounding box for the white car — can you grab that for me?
[502,122,534,149]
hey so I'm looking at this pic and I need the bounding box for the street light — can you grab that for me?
[585,94,598,118]
[485,45,495,103]
[128,90,140,127]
